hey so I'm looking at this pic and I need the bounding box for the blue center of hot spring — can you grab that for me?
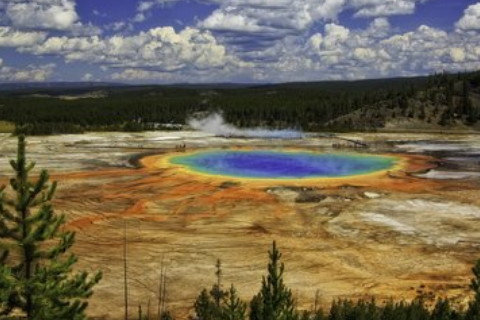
[169,150,397,179]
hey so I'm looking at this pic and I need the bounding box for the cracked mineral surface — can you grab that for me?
[1,131,479,319]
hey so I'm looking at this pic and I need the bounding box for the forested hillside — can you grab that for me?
[0,71,479,135]
[327,72,480,131]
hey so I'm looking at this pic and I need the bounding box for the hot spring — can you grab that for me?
[168,150,399,179]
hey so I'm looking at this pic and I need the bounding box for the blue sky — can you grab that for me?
[0,0,479,83]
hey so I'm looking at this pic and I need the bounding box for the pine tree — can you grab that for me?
[195,288,217,320]
[222,284,246,320]
[431,298,452,320]
[328,301,345,320]
[0,249,13,312]
[250,293,264,320]
[466,260,480,320]
[194,259,229,320]
[249,241,298,320]
[0,135,102,319]
[211,259,228,308]
[160,310,175,320]
[406,298,429,320]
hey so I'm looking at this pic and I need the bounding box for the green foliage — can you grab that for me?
[250,241,298,320]
[0,251,13,313]
[1,71,479,134]
[160,310,175,320]
[0,75,439,134]
[193,241,480,320]
[194,261,246,320]
[222,285,247,320]
[466,260,480,320]
[0,135,102,319]
[431,298,453,320]
[211,260,228,308]
[195,288,220,320]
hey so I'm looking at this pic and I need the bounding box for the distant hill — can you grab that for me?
[0,82,126,92]
[327,72,480,132]
[0,72,479,135]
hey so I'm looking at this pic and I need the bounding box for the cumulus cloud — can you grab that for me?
[367,17,391,36]
[0,27,47,47]
[323,23,350,49]
[3,0,79,31]
[252,19,480,83]
[456,2,480,30]
[450,48,466,63]
[351,0,418,17]
[353,47,377,62]
[81,73,93,81]
[192,0,427,61]
[199,0,343,39]
[22,26,248,74]
[0,61,55,82]
[0,0,477,83]
[0,0,100,35]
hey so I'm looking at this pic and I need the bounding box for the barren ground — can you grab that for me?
[0,131,479,319]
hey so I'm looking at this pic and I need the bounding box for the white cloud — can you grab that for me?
[450,48,466,63]
[133,13,147,23]
[105,21,131,32]
[456,3,480,30]
[0,27,47,47]
[23,26,248,73]
[0,0,477,83]
[353,47,377,61]
[261,19,480,83]
[0,61,55,82]
[111,69,173,81]
[138,1,155,12]
[131,0,181,24]
[351,0,417,17]
[0,0,100,35]
[198,0,348,38]
[81,73,93,81]
[201,10,272,33]
[5,0,79,31]
[367,17,390,36]
[323,23,350,49]
[307,34,323,51]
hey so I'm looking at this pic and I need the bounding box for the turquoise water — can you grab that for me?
[170,150,397,179]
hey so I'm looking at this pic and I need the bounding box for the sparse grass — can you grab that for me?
[0,121,15,133]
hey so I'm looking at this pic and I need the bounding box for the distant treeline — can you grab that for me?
[0,71,479,135]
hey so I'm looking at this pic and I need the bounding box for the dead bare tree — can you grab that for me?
[124,221,129,320]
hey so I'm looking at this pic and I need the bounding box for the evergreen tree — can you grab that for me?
[249,241,298,320]
[194,289,217,320]
[431,298,452,320]
[312,309,325,320]
[250,293,264,320]
[222,284,246,320]
[160,310,175,320]
[0,250,13,313]
[194,259,229,320]
[0,135,102,319]
[406,298,429,320]
[462,80,470,115]
[327,300,342,320]
[211,259,228,308]
[466,260,480,320]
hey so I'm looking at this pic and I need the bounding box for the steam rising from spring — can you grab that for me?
[188,113,304,139]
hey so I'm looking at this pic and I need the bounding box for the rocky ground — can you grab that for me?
[1,131,480,319]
